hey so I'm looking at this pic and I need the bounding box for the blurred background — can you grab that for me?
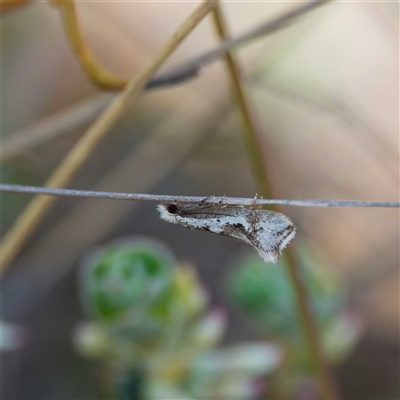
[1,1,399,399]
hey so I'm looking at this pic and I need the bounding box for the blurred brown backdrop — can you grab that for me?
[1,1,399,399]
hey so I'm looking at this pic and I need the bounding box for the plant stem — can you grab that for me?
[1,184,397,208]
[211,4,272,196]
[211,4,336,400]
[0,0,217,275]
[52,0,127,90]
[1,95,111,163]
[1,1,331,163]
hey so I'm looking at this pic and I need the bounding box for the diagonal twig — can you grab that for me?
[210,3,336,399]
[51,0,128,90]
[151,0,332,87]
[1,95,112,163]
[0,0,218,273]
[1,0,331,163]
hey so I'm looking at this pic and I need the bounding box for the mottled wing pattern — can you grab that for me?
[245,210,296,263]
[157,202,296,263]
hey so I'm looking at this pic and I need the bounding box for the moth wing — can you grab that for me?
[248,212,296,263]
[180,214,253,246]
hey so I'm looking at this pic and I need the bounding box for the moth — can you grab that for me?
[157,201,296,263]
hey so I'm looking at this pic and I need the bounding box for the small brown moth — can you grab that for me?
[157,201,296,263]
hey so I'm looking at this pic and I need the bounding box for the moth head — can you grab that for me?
[157,203,180,224]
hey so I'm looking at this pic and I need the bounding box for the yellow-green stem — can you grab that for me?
[211,4,336,400]
[52,0,127,90]
[0,0,217,274]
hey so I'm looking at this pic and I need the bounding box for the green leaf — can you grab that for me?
[227,245,346,341]
[81,237,175,322]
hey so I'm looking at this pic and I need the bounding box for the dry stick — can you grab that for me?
[211,4,336,400]
[156,0,331,84]
[1,184,399,208]
[0,0,217,274]
[210,4,270,196]
[52,0,127,90]
[1,0,330,163]
[0,0,32,13]
[1,95,112,163]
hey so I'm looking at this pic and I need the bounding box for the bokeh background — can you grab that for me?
[1,1,399,399]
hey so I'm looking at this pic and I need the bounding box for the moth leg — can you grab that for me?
[200,194,227,207]
[250,193,263,210]
[218,194,228,206]
[199,195,214,205]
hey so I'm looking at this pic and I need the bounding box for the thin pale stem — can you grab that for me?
[0,0,217,274]
[163,0,331,82]
[1,0,331,163]
[1,184,398,208]
[211,4,336,400]
[211,4,272,196]
[52,0,127,90]
[1,95,111,163]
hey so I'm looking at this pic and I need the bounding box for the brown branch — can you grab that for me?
[1,95,111,163]
[51,0,128,90]
[0,0,218,274]
[149,0,331,88]
[211,3,336,400]
[1,0,331,162]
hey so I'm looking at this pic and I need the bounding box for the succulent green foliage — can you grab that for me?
[75,237,283,400]
[228,247,346,341]
[227,245,363,398]
[76,237,213,365]
[81,237,175,322]
[227,244,364,383]
[143,340,282,400]
[322,312,364,365]
[186,343,281,399]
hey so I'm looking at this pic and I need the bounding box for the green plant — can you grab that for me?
[73,237,283,399]
[228,244,363,396]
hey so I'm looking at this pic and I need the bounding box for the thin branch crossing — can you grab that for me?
[1,184,398,208]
